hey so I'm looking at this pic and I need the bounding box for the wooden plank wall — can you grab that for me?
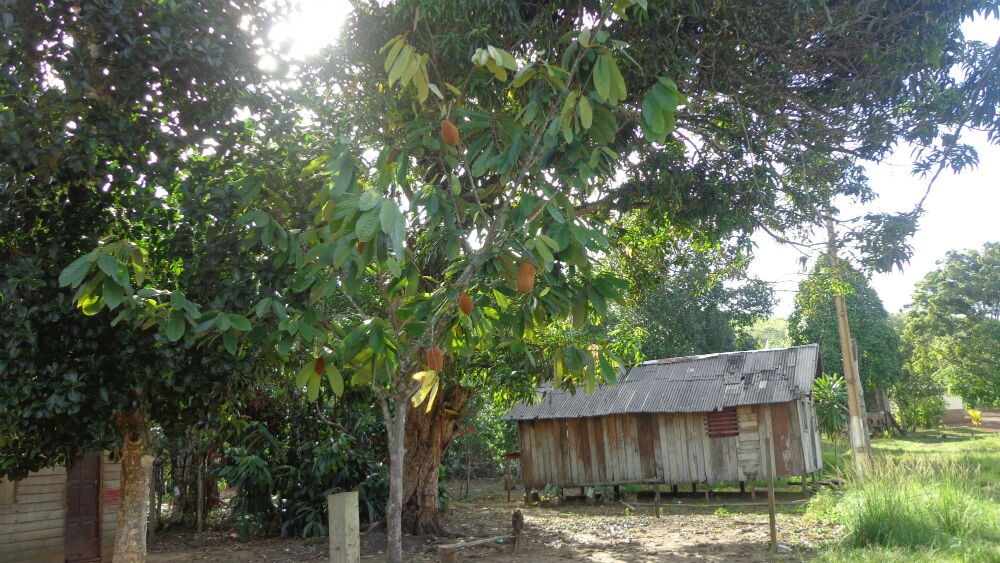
[101,457,122,560]
[519,402,820,490]
[0,466,68,563]
[736,406,761,479]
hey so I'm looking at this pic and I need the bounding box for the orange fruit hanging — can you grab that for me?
[440,119,460,147]
[458,293,474,315]
[426,346,444,372]
[517,261,536,294]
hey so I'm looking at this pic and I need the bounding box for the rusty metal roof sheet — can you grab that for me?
[505,344,821,420]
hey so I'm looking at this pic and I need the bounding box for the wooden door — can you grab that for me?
[66,453,102,563]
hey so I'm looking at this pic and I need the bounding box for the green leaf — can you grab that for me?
[306,373,321,401]
[593,54,611,102]
[166,311,185,342]
[255,298,272,319]
[103,281,124,309]
[577,96,593,129]
[80,293,103,316]
[379,201,407,261]
[223,330,237,355]
[642,93,665,137]
[59,252,94,288]
[355,209,381,242]
[387,44,412,86]
[326,365,344,396]
[227,314,252,332]
[358,190,380,211]
[296,359,316,389]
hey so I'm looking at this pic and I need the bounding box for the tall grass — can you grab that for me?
[808,433,1000,562]
[838,457,999,547]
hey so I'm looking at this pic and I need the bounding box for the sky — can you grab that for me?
[268,4,999,318]
[750,18,1000,317]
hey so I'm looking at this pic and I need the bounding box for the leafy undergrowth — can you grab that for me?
[807,430,1000,562]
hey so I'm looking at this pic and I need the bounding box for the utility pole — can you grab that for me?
[824,211,872,474]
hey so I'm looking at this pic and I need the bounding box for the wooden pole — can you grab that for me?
[653,484,661,518]
[329,492,360,563]
[825,212,872,476]
[764,406,777,553]
[196,454,204,535]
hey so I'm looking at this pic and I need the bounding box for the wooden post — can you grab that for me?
[764,406,778,554]
[653,484,661,518]
[329,492,360,563]
[512,509,524,554]
[196,454,205,535]
[671,484,678,495]
[704,481,710,501]
[825,212,872,475]
[801,470,808,494]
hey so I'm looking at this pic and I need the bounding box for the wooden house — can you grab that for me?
[0,453,121,563]
[506,345,824,491]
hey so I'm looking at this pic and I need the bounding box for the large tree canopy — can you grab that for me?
[903,242,1000,407]
[789,256,903,393]
[5,1,1000,562]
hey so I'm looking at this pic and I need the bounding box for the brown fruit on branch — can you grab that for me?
[517,261,536,294]
[458,293,474,315]
[426,346,445,372]
[440,119,460,147]
[314,356,326,375]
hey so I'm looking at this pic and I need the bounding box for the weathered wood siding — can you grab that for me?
[0,455,122,563]
[0,466,68,563]
[518,401,823,489]
[101,457,122,558]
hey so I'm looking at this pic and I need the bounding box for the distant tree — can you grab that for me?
[604,215,775,359]
[902,243,1000,407]
[789,257,903,394]
[748,318,792,350]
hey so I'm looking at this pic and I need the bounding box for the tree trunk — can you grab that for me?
[383,393,408,563]
[401,384,474,536]
[113,410,153,563]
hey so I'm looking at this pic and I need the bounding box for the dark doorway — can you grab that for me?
[66,453,102,563]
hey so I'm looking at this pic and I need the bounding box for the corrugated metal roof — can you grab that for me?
[505,344,821,420]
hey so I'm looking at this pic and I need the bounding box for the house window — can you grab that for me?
[0,477,14,504]
[706,408,739,438]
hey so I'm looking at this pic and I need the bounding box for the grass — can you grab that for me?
[808,429,1000,562]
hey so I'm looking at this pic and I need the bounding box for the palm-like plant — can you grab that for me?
[814,373,849,462]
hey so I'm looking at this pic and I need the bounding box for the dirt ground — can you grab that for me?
[148,480,833,563]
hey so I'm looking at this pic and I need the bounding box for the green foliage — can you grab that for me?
[814,373,849,441]
[444,396,517,481]
[789,256,903,391]
[214,390,387,538]
[604,222,775,359]
[0,0,289,477]
[902,243,1000,407]
[746,317,791,349]
[808,432,1000,562]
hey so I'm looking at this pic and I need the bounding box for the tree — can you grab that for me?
[45,2,1000,563]
[789,257,903,394]
[0,2,297,561]
[903,243,1000,407]
[605,216,775,358]
[748,318,792,350]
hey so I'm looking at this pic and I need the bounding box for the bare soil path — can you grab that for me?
[148,480,835,563]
